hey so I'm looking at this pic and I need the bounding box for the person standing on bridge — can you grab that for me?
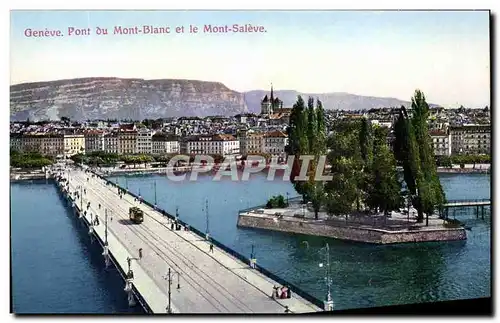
[209,243,214,253]
[138,248,143,259]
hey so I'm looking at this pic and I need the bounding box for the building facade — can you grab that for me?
[263,130,288,158]
[118,130,137,155]
[151,133,180,155]
[246,132,265,155]
[63,134,85,157]
[450,124,490,155]
[183,134,240,156]
[13,133,66,157]
[84,130,105,153]
[136,129,155,154]
[104,132,119,154]
[430,130,451,156]
[10,133,23,152]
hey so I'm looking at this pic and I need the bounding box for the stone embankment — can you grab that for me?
[237,210,466,244]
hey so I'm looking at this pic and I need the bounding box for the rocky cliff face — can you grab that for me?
[10,77,249,121]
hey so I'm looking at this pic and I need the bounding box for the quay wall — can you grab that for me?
[237,214,467,244]
[54,179,152,313]
[89,167,325,310]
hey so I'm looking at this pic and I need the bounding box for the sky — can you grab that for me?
[10,10,490,108]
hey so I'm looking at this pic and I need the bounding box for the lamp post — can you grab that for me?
[163,268,181,313]
[205,198,210,240]
[105,209,109,246]
[126,256,139,279]
[154,180,157,208]
[321,243,334,311]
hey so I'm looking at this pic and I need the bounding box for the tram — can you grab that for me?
[129,207,144,224]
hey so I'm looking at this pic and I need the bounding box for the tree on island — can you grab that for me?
[287,95,310,202]
[287,95,328,218]
[324,118,402,220]
[394,90,446,225]
[365,126,402,215]
[324,121,363,218]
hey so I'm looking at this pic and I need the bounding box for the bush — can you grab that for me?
[266,195,288,208]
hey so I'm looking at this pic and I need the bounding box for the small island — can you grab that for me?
[237,90,468,244]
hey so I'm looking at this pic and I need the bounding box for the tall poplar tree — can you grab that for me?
[394,90,446,224]
[307,97,317,155]
[316,99,327,155]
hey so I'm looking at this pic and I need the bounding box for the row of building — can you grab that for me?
[427,124,490,156]
[10,125,289,159]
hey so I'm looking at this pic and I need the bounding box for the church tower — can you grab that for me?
[260,83,282,116]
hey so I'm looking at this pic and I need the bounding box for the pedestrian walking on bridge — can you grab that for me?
[209,243,214,253]
[138,248,143,259]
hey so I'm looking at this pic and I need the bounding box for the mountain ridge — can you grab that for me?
[10,77,438,121]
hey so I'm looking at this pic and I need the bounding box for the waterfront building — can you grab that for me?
[151,132,180,154]
[430,130,452,156]
[10,133,23,152]
[238,130,265,156]
[263,130,288,158]
[450,124,490,155]
[182,134,240,157]
[104,132,119,154]
[118,130,138,155]
[136,128,155,154]
[63,133,85,157]
[84,130,105,153]
[16,133,65,157]
[247,132,265,155]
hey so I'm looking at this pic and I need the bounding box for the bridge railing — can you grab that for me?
[92,170,325,310]
[445,198,491,204]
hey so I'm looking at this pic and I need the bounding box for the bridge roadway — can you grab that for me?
[67,168,320,314]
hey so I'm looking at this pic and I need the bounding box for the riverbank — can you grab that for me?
[90,163,290,176]
[10,169,48,181]
[438,163,490,173]
[237,202,467,244]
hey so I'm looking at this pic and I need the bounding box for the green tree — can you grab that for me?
[359,117,373,165]
[309,182,325,219]
[307,97,317,155]
[394,90,446,225]
[287,95,310,201]
[316,99,327,155]
[366,132,402,215]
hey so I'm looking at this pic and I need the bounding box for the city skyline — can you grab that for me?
[10,10,490,108]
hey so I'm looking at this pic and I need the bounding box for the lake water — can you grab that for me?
[11,172,491,312]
